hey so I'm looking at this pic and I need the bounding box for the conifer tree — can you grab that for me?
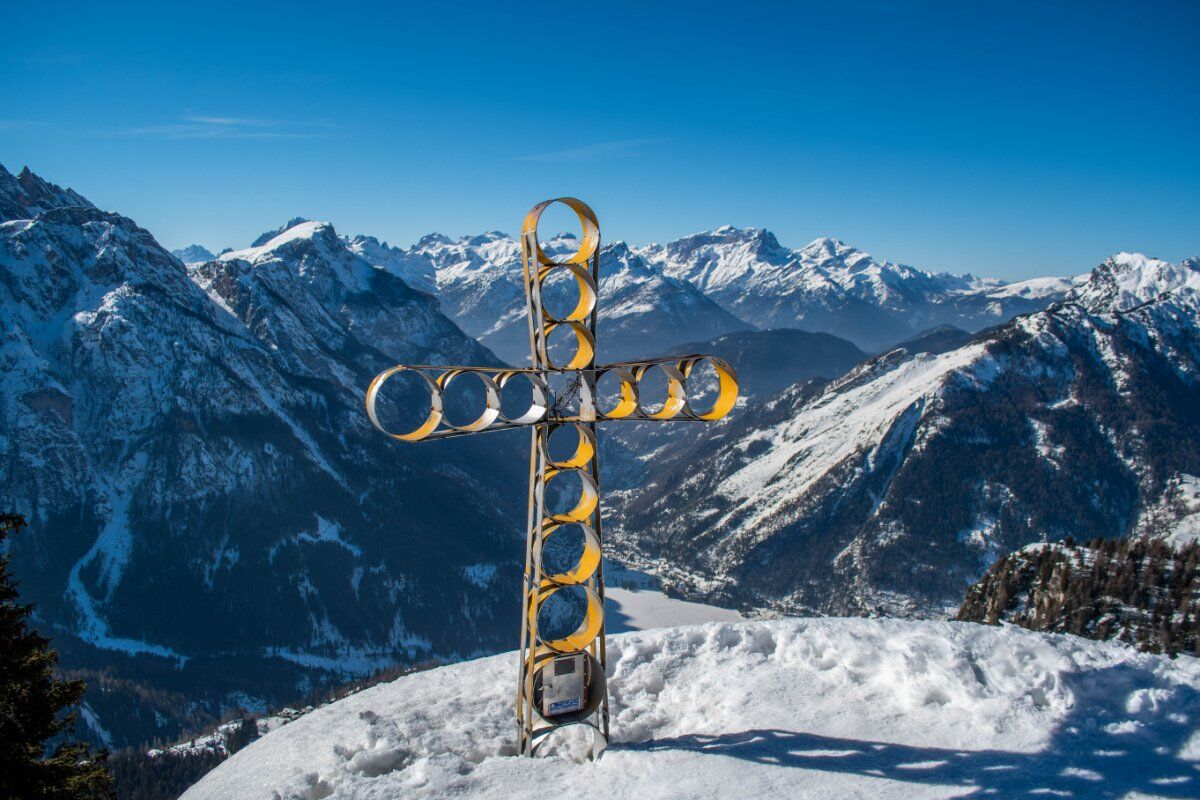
[0,514,114,800]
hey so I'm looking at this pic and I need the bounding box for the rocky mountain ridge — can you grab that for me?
[607,252,1200,617]
[0,165,527,748]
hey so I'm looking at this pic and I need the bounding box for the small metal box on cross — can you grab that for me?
[365,198,738,757]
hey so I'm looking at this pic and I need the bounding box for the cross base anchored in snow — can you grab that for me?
[365,198,738,757]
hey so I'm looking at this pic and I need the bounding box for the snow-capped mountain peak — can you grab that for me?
[415,232,452,248]
[1069,251,1200,313]
[249,217,310,248]
[222,219,337,265]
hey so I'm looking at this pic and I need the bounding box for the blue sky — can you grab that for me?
[2,1,1196,280]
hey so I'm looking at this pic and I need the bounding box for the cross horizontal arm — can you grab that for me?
[364,355,738,442]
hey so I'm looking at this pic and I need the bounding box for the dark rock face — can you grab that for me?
[608,259,1200,618]
[0,163,95,221]
[957,537,1200,657]
[664,328,867,399]
[1,174,527,748]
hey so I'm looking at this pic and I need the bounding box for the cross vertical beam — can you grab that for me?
[364,198,738,759]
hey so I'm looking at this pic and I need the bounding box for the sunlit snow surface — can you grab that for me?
[184,619,1200,800]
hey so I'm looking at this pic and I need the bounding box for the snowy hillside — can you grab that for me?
[0,169,527,748]
[610,252,1200,616]
[184,618,1200,800]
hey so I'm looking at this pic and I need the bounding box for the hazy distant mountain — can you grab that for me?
[640,228,1075,349]
[889,324,975,356]
[354,232,750,364]
[172,244,217,264]
[666,328,867,398]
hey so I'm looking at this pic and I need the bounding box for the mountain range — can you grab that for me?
[189,217,1083,363]
[0,164,527,748]
[607,252,1200,616]
[4,163,1198,750]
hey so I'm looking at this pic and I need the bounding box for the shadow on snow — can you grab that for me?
[620,664,1200,797]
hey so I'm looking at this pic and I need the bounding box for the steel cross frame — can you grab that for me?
[364,198,738,759]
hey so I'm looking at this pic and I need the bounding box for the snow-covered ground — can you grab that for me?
[183,619,1200,800]
[605,587,743,632]
[1165,475,1200,548]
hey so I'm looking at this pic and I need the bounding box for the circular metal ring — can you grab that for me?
[529,583,604,654]
[536,521,602,587]
[594,367,638,419]
[679,356,740,421]
[543,321,596,371]
[495,370,549,425]
[634,362,687,420]
[538,467,599,524]
[529,715,609,757]
[530,651,607,729]
[436,369,501,432]
[364,366,443,441]
[522,198,600,266]
[538,424,596,470]
[536,262,598,324]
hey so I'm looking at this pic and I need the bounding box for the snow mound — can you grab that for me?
[183,619,1200,800]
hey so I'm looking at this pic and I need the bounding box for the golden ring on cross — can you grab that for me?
[536,262,598,323]
[536,521,602,587]
[436,369,501,432]
[538,424,596,469]
[495,370,549,425]
[633,362,687,419]
[522,198,600,266]
[594,367,639,419]
[542,321,596,371]
[679,356,739,421]
[539,466,599,524]
[530,582,604,654]
[365,366,443,441]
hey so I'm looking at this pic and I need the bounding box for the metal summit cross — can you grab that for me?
[364,198,738,758]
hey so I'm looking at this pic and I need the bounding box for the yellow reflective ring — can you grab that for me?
[595,367,638,419]
[529,583,604,654]
[537,262,598,324]
[522,198,600,266]
[538,424,596,469]
[543,321,596,371]
[634,362,687,420]
[541,467,599,523]
[436,369,501,432]
[536,521,602,587]
[679,356,740,421]
[365,366,443,441]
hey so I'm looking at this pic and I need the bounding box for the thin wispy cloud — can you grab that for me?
[116,116,341,140]
[517,138,665,162]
